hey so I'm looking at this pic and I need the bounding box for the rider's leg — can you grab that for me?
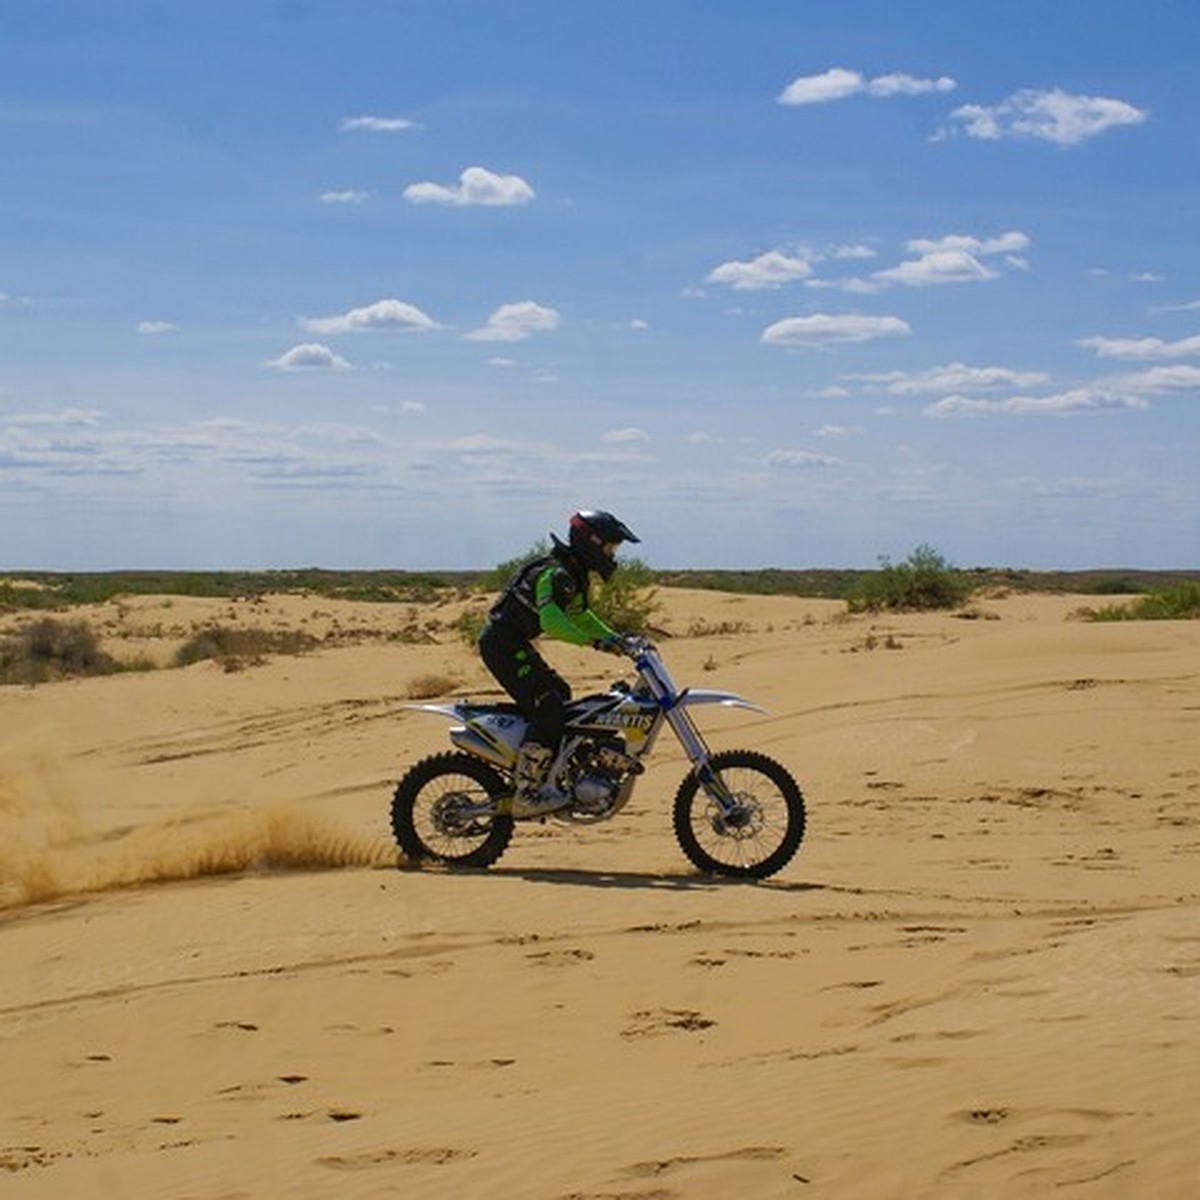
[479,631,572,811]
[512,681,570,810]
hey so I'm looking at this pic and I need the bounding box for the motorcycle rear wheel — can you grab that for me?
[673,749,806,879]
[392,752,514,868]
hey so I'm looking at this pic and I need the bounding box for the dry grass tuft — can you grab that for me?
[406,673,458,700]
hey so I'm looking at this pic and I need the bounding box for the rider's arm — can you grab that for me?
[535,566,614,646]
[573,607,616,644]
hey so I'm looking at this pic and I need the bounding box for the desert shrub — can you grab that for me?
[593,556,659,633]
[687,619,752,637]
[453,607,489,646]
[1079,581,1200,622]
[1083,575,1143,596]
[0,580,59,612]
[174,626,318,670]
[847,544,974,614]
[0,618,120,684]
[406,673,458,699]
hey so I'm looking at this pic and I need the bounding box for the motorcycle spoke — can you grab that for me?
[392,753,513,868]
[674,751,806,879]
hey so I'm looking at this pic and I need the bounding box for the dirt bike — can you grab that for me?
[391,635,806,879]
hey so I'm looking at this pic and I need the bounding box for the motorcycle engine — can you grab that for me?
[562,738,638,819]
[573,773,618,809]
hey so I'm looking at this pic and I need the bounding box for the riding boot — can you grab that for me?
[510,741,569,817]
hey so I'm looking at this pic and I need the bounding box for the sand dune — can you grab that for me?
[1,588,1197,1197]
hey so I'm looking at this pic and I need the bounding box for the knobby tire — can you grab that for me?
[392,752,514,868]
[672,748,806,879]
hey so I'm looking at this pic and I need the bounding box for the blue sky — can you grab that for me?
[3,0,1198,571]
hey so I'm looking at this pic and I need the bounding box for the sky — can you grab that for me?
[2,0,1199,572]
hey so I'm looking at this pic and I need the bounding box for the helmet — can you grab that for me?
[567,510,640,581]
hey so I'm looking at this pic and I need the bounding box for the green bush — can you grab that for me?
[0,618,120,684]
[174,626,318,670]
[0,580,58,612]
[592,556,659,633]
[847,544,974,613]
[1080,581,1200,622]
[451,608,485,647]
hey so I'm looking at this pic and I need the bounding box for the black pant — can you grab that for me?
[478,620,571,747]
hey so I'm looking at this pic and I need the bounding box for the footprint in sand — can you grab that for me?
[621,1008,716,1038]
[525,948,595,967]
[422,1057,516,1072]
[318,1146,478,1170]
[624,1145,787,1178]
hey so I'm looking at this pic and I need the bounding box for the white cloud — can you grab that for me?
[801,233,1029,293]
[873,232,1031,287]
[922,233,1030,257]
[464,301,560,342]
[1117,364,1200,392]
[923,366,1199,417]
[876,249,996,287]
[1078,333,1200,360]
[761,313,910,347]
[850,362,1051,395]
[707,249,815,291]
[339,115,416,133]
[867,73,957,98]
[137,320,177,334]
[1149,299,1200,315]
[404,166,535,207]
[373,399,425,415]
[944,88,1148,146]
[925,388,1147,416]
[319,189,371,205]
[805,275,886,295]
[2,407,105,428]
[292,422,386,446]
[269,344,352,371]
[828,243,878,261]
[777,67,864,105]
[603,427,650,443]
[1027,475,1118,500]
[0,410,136,476]
[778,67,955,105]
[766,448,841,468]
[446,433,526,455]
[300,299,439,335]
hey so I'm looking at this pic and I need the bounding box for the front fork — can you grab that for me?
[663,705,737,812]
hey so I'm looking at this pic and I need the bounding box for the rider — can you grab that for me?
[479,510,640,816]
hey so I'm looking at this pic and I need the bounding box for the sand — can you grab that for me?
[0,587,1197,1198]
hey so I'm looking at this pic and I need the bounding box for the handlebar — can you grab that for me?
[597,633,654,659]
[619,633,653,658]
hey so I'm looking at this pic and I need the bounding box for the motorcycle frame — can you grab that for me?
[408,639,765,819]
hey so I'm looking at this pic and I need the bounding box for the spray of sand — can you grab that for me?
[0,738,396,913]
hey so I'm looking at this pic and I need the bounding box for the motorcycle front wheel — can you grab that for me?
[392,752,514,868]
[673,749,806,879]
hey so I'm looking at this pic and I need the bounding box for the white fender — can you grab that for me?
[404,702,467,721]
[674,688,766,714]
